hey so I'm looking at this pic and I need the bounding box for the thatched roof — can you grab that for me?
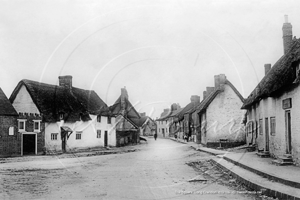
[0,88,18,116]
[9,79,109,122]
[177,101,201,119]
[196,80,244,114]
[242,38,300,109]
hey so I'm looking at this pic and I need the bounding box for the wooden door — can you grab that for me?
[265,118,269,151]
[104,131,108,147]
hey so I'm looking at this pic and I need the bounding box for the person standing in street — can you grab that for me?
[154,133,157,140]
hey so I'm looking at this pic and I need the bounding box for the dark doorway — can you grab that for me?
[104,131,108,147]
[265,118,269,151]
[23,134,36,155]
[285,111,292,154]
[61,132,67,153]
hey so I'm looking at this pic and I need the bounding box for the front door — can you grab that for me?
[61,131,67,152]
[23,134,36,155]
[104,131,108,147]
[265,118,269,151]
[285,111,292,154]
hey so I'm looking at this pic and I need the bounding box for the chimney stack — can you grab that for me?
[264,64,271,75]
[58,75,72,90]
[120,87,128,113]
[214,75,220,89]
[203,91,207,100]
[214,74,226,90]
[282,15,293,54]
[190,95,200,103]
[140,112,146,117]
[206,87,214,95]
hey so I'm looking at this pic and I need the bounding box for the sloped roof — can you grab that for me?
[109,96,140,119]
[0,88,18,116]
[242,38,300,109]
[130,116,148,127]
[177,101,201,119]
[9,79,109,122]
[157,107,184,121]
[196,80,244,114]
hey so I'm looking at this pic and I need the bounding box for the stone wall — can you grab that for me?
[0,116,20,156]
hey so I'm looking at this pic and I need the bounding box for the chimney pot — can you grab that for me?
[264,64,272,75]
[59,75,72,89]
[190,95,200,103]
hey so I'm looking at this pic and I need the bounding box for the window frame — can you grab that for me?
[33,120,41,132]
[259,119,263,135]
[97,130,101,138]
[18,119,26,132]
[270,117,276,136]
[76,131,82,140]
[107,116,111,124]
[51,133,58,140]
[97,115,101,123]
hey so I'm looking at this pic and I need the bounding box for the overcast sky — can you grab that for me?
[1,0,300,118]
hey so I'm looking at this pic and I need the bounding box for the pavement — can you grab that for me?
[170,136,300,200]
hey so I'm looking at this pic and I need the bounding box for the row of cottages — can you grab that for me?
[0,76,143,156]
[8,75,115,154]
[165,74,246,148]
[242,16,300,165]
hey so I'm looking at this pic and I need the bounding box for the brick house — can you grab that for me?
[9,76,114,153]
[242,16,300,165]
[0,88,19,156]
[109,87,141,146]
[194,74,246,148]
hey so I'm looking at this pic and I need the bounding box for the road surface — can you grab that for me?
[0,138,262,199]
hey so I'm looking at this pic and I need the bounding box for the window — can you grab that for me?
[76,132,82,140]
[51,133,58,140]
[107,116,111,124]
[18,120,26,131]
[259,119,263,135]
[270,117,276,136]
[166,128,168,133]
[9,127,14,136]
[97,130,101,138]
[59,113,64,120]
[33,120,40,132]
[97,115,101,123]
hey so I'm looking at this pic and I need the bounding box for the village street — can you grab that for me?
[0,138,269,200]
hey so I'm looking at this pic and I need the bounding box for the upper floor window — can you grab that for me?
[33,120,41,132]
[259,119,263,135]
[97,115,101,123]
[18,120,26,132]
[107,116,111,124]
[59,113,64,120]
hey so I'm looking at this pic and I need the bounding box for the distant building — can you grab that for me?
[242,16,300,165]
[139,113,157,136]
[156,108,171,137]
[110,87,142,146]
[9,76,113,153]
[193,74,245,148]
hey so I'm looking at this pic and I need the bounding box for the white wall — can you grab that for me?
[157,120,169,137]
[45,115,117,152]
[12,85,40,114]
[206,84,246,143]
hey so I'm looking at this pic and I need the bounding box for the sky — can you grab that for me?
[1,0,300,119]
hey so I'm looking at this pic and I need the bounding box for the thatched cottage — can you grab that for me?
[242,16,300,165]
[9,76,114,153]
[193,74,245,148]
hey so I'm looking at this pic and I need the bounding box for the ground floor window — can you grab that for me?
[51,133,58,140]
[259,119,263,135]
[270,117,276,135]
[76,132,82,140]
[97,130,101,138]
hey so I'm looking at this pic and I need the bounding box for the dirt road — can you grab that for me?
[1,138,262,199]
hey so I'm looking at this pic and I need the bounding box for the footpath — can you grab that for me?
[170,137,300,200]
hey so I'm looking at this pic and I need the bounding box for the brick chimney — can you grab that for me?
[190,95,200,103]
[206,87,214,95]
[214,74,226,90]
[140,112,146,117]
[282,15,293,54]
[120,87,128,112]
[264,64,271,75]
[58,75,72,90]
[203,91,207,100]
